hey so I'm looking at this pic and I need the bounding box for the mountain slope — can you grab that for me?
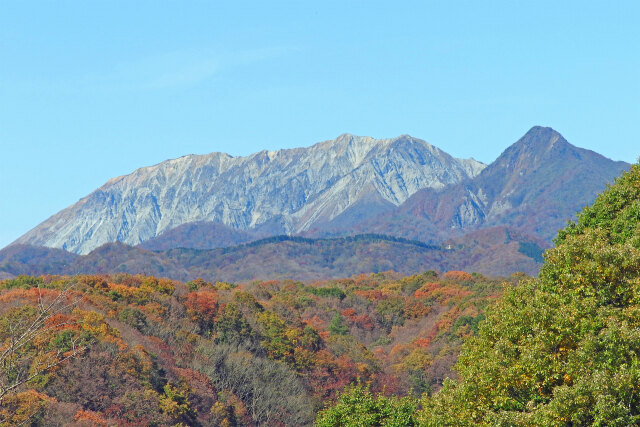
[14,134,483,254]
[0,231,543,281]
[462,126,630,239]
[138,221,261,251]
[349,127,630,243]
[0,243,78,276]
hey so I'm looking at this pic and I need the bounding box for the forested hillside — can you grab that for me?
[318,162,640,425]
[0,269,513,425]
[0,230,544,281]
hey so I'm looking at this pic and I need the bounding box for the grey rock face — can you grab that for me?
[14,134,485,254]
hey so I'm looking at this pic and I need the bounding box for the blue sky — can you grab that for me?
[1,1,638,248]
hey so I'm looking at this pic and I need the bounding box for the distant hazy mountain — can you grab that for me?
[138,221,260,251]
[13,134,484,254]
[0,231,543,282]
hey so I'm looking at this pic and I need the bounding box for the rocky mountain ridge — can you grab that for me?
[14,134,485,254]
[10,127,630,261]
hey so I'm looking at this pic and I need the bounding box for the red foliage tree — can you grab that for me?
[185,290,219,332]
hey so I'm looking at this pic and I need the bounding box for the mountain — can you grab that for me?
[0,243,78,276]
[451,126,630,240]
[13,134,484,254]
[9,126,630,274]
[138,221,261,251]
[0,231,543,281]
[341,127,630,244]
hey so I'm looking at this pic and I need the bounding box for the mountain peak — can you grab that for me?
[333,133,371,143]
[517,126,565,147]
[491,126,571,172]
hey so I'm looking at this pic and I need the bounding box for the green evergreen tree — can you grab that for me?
[328,313,349,336]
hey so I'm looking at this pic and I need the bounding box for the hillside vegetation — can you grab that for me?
[0,268,513,425]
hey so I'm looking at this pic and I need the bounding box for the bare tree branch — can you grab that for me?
[0,281,87,406]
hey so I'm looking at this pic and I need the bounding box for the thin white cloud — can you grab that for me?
[99,46,295,91]
[0,46,297,95]
[130,51,221,90]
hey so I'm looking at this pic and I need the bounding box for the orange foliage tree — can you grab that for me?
[442,270,474,282]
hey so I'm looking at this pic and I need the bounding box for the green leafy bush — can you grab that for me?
[316,384,417,427]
